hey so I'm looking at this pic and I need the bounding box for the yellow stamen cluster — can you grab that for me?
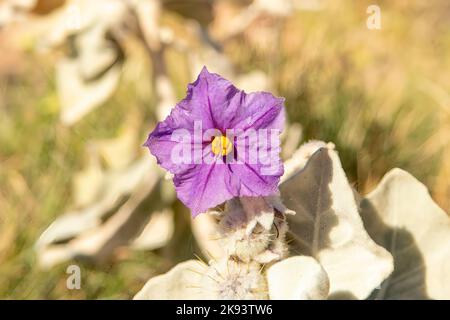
[211,135,233,156]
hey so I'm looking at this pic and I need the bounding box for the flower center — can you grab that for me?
[211,135,233,156]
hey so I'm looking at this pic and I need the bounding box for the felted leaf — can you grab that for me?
[72,149,104,207]
[267,255,330,300]
[360,168,450,299]
[50,0,128,125]
[95,115,140,170]
[191,212,225,261]
[56,56,121,126]
[132,209,174,251]
[281,140,334,183]
[35,157,160,268]
[133,260,206,300]
[280,148,394,299]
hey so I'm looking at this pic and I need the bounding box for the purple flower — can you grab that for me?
[144,67,285,217]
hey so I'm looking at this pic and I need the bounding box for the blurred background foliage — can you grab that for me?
[0,0,449,298]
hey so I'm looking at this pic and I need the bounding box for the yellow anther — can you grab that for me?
[211,135,233,156]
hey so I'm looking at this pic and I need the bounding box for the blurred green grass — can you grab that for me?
[0,54,159,299]
[221,0,450,200]
[0,0,449,299]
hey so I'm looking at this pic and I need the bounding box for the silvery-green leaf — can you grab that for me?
[95,116,140,170]
[281,140,334,183]
[132,209,174,251]
[0,0,36,26]
[191,212,224,261]
[360,168,450,299]
[35,157,159,268]
[50,0,127,125]
[267,255,329,300]
[133,260,206,300]
[76,23,119,80]
[57,56,121,125]
[36,0,127,48]
[72,149,103,207]
[281,148,394,299]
